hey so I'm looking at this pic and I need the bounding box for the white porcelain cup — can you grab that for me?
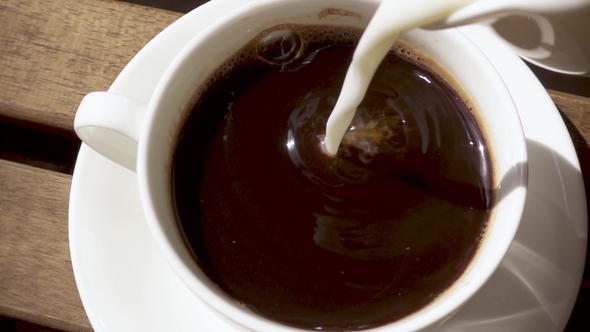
[74,0,528,330]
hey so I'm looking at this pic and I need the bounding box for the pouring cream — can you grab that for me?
[323,0,476,155]
[324,0,590,155]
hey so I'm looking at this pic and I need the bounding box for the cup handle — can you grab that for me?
[74,91,147,172]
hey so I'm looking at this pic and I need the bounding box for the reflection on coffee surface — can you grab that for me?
[172,25,492,330]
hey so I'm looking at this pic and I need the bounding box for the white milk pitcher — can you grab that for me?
[429,0,590,76]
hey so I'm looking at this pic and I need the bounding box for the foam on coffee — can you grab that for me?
[172,24,492,331]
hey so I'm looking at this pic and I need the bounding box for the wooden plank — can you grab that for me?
[0,0,181,132]
[0,160,91,332]
[549,89,590,146]
[0,0,589,137]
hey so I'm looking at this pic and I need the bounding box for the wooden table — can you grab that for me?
[0,0,588,331]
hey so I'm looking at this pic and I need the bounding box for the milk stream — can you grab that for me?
[323,0,477,155]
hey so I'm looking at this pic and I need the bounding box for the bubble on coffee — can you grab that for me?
[172,24,492,331]
[256,30,303,66]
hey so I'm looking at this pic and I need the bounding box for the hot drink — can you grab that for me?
[172,25,492,331]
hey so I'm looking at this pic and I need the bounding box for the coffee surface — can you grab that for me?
[172,26,492,330]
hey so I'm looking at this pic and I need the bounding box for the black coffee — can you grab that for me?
[172,25,492,331]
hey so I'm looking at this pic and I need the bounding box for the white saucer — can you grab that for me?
[68,1,587,331]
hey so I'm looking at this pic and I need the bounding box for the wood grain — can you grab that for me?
[549,90,590,146]
[0,160,91,332]
[0,0,181,132]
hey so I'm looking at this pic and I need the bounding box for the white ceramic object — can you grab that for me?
[429,0,590,76]
[68,1,586,331]
[73,0,528,330]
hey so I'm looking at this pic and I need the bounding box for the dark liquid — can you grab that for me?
[172,26,492,331]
